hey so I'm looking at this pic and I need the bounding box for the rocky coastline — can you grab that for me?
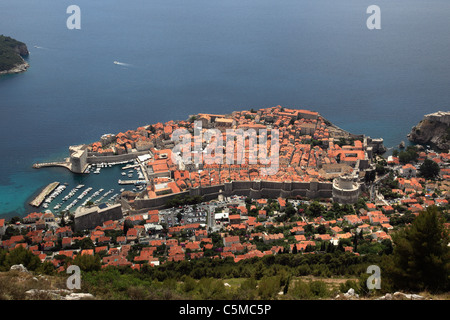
[407,111,450,151]
[0,60,29,75]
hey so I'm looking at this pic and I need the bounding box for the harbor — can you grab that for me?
[26,159,149,215]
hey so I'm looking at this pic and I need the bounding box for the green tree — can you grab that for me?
[381,239,393,255]
[257,276,280,299]
[123,219,133,236]
[285,203,297,217]
[386,206,450,292]
[239,277,258,299]
[365,170,376,184]
[198,277,226,299]
[309,281,330,298]
[2,226,21,240]
[37,261,56,275]
[77,237,95,250]
[398,146,418,164]
[307,201,325,217]
[8,216,21,225]
[418,159,440,180]
[289,279,313,299]
[375,164,386,175]
[316,224,327,235]
[182,276,196,293]
[2,246,41,271]
[72,254,101,272]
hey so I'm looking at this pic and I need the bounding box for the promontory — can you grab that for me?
[407,111,450,151]
[0,35,29,75]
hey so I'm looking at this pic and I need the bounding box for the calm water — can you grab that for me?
[1,0,450,218]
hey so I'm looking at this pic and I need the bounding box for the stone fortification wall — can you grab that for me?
[133,179,333,210]
[87,151,151,164]
[74,204,123,231]
[425,111,450,125]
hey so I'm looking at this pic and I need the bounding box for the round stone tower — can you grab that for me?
[332,174,360,204]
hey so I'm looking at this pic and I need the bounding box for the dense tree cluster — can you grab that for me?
[384,206,450,292]
[0,35,27,71]
[418,159,440,180]
[393,146,419,164]
[165,195,204,208]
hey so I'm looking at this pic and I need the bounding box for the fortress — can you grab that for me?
[132,179,334,211]
[408,110,450,151]
[332,174,361,204]
[424,111,450,125]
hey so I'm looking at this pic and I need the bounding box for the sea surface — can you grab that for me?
[1,0,450,218]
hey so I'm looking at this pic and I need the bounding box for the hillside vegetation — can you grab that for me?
[0,35,29,72]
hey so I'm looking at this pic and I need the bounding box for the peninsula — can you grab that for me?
[407,111,450,151]
[35,105,386,217]
[0,35,29,75]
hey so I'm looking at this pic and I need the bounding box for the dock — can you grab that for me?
[122,164,140,170]
[29,182,60,207]
[118,180,147,185]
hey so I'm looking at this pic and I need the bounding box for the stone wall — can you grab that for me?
[133,191,190,210]
[425,111,450,125]
[87,151,151,164]
[74,203,123,231]
[132,179,333,210]
[332,187,360,204]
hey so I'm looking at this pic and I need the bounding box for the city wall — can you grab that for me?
[132,179,333,210]
[74,203,123,231]
[86,151,151,164]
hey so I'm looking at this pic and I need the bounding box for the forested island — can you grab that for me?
[0,35,29,75]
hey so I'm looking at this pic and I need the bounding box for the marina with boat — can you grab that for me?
[28,159,149,214]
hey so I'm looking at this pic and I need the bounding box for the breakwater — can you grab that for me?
[29,181,60,207]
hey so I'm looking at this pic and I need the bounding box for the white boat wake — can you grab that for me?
[113,61,132,67]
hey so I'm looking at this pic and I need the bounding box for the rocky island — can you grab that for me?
[0,35,29,75]
[407,111,450,151]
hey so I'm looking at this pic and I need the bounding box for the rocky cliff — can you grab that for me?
[11,42,29,57]
[407,111,450,151]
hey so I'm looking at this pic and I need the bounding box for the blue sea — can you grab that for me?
[1,0,450,218]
